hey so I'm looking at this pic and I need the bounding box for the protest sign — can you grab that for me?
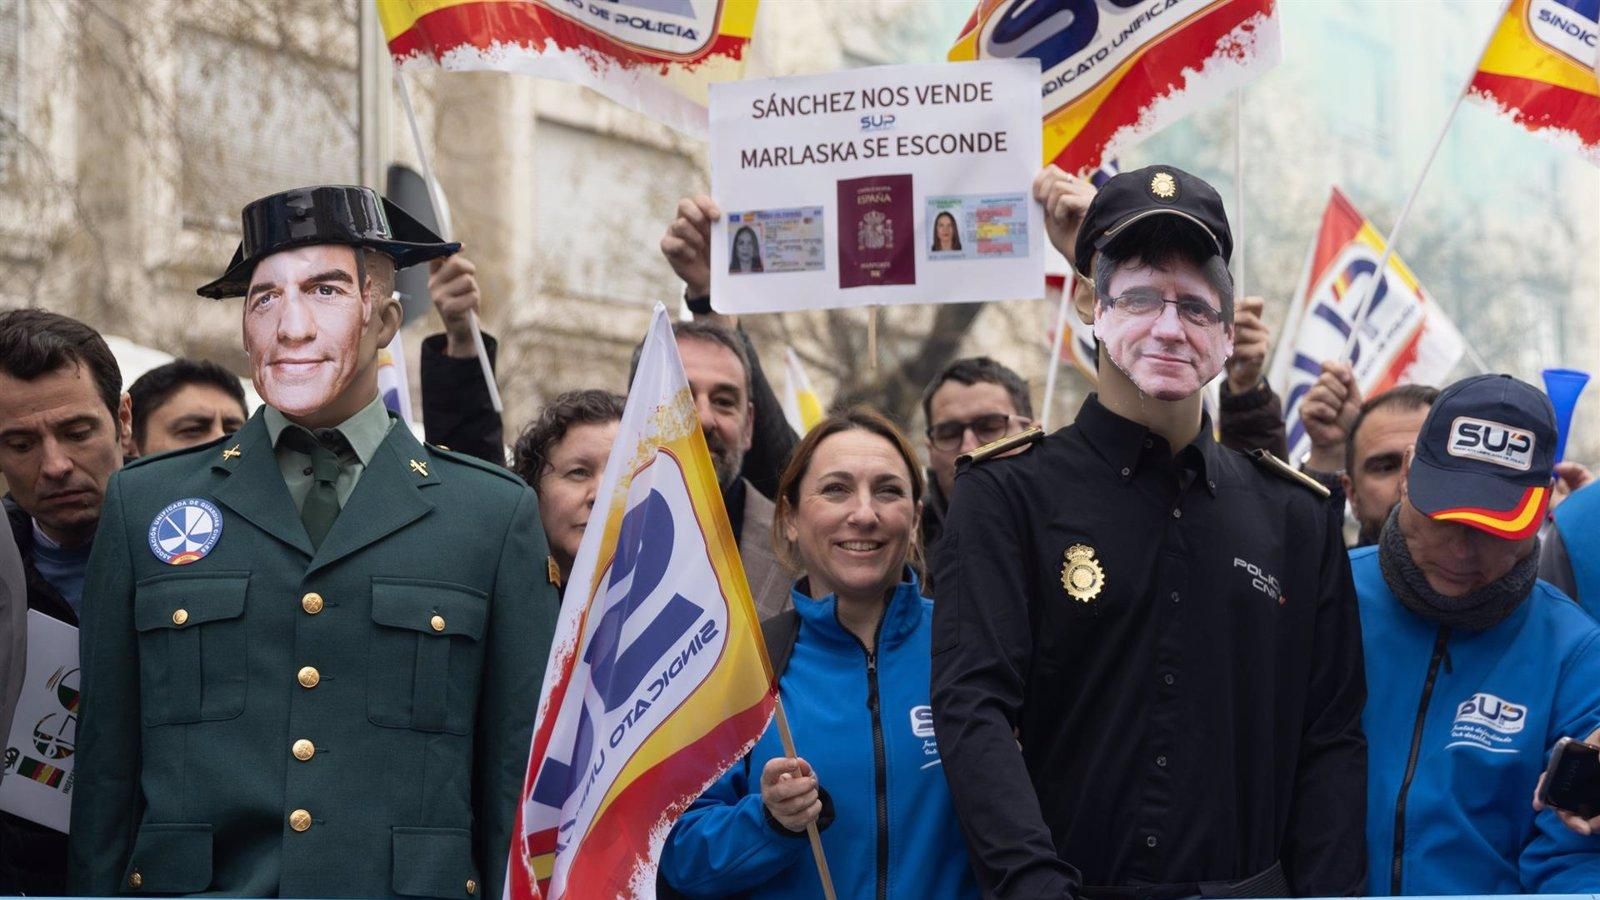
[1269,188,1466,464]
[1467,0,1600,164]
[0,611,79,833]
[709,60,1045,314]
[950,0,1281,176]
[380,0,758,135]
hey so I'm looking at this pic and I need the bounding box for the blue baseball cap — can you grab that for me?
[1407,374,1556,541]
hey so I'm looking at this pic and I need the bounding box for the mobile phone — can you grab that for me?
[1540,737,1600,819]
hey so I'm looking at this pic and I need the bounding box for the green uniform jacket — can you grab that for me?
[67,411,558,898]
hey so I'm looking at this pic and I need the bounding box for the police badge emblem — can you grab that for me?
[1061,544,1104,603]
[1149,171,1177,199]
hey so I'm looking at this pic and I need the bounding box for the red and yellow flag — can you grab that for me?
[506,305,775,899]
[377,0,759,135]
[950,0,1280,175]
[1467,0,1600,164]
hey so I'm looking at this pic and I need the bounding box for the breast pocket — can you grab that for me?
[368,578,488,735]
[133,573,249,725]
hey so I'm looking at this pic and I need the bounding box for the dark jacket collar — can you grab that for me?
[4,496,78,624]
[1075,393,1220,496]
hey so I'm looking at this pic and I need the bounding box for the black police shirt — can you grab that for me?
[931,394,1367,898]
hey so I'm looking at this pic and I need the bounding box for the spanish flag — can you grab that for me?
[378,0,759,136]
[1468,0,1600,164]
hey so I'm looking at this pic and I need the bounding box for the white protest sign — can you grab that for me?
[709,60,1045,313]
[0,611,79,832]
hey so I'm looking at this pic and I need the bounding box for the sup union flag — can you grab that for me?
[378,0,759,136]
[1268,188,1467,465]
[1468,0,1600,164]
[507,305,776,899]
[950,0,1282,175]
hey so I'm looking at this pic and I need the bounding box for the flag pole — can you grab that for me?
[1041,279,1073,432]
[866,306,879,375]
[1234,89,1245,301]
[1338,3,1505,362]
[771,696,839,900]
[394,72,505,414]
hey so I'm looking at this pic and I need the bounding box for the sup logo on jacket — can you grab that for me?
[1448,692,1528,753]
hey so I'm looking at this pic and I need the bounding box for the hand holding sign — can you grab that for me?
[661,196,723,300]
[1033,166,1097,271]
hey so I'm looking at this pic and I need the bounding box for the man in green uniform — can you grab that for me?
[68,186,559,898]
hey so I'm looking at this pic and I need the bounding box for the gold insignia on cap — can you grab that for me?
[1061,544,1105,603]
[1149,171,1177,199]
[221,445,241,460]
[409,459,429,477]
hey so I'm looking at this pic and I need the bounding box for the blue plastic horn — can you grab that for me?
[1542,368,1590,464]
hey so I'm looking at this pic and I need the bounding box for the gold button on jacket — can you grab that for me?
[466,878,477,895]
[128,870,142,889]
[288,809,312,832]
[301,592,324,614]
[291,739,315,762]
[297,666,320,689]
[171,609,189,627]
[430,614,446,632]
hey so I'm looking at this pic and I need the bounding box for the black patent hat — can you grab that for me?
[196,185,460,299]
[1072,165,1232,277]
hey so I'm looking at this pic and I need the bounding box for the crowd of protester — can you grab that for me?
[1,162,1599,898]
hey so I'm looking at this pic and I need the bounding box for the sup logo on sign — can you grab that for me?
[1447,416,1535,471]
[148,498,223,565]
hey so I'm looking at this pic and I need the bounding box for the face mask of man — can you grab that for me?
[1093,258,1233,402]
[242,245,397,426]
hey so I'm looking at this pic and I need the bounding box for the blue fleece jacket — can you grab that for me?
[1354,546,1600,894]
[659,575,979,899]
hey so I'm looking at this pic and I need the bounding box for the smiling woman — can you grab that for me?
[659,407,980,900]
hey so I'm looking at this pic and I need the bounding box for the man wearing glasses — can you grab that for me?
[919,356,1036,587]
[932,165,1367,899]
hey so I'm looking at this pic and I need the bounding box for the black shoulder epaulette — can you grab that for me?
[957,426,1045,470]
[124,433,232,470]
[426,443,526,486]
[1248,448,1331,499]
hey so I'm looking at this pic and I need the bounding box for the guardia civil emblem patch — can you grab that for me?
[1061,544,1105,603]
[148,499,223,565]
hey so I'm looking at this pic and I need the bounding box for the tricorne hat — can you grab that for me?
[1408,373,1558,541]
[196,185,460,300]
[1072,165,1233,278]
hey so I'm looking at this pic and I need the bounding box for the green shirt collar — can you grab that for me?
[263,393,393,466]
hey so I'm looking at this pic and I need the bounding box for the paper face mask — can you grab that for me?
[1094,264,1232,402]
[242,245,376,421]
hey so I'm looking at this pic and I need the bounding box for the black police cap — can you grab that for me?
[197,185,460,299]
[1072,165,1232,277]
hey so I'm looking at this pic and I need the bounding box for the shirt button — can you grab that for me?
[128,870,143,890]
[302,467,313,476]
[1163,673,1175,686]
[1146,835,1159,848]
[1171,508,1182,519]
[430,614,446,632]
[1156,755,1168,767]
[301,592,324,614]
[1170,591,1180,603]
[171,608,189,627]
[1209,480,1217,491]
[292,739,315,761]
[289,808,312,832]
[298,666,320,689]
[1144,439,1153,449]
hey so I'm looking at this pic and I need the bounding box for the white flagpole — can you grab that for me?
[394,72,505,414]
[1041,279,1074,431]
[1338,2,1506,362]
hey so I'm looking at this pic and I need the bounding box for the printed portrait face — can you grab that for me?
[731,227,760,273]
[1094,257,1233,401]
[933,212,958,251]
[242,244,397,428]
